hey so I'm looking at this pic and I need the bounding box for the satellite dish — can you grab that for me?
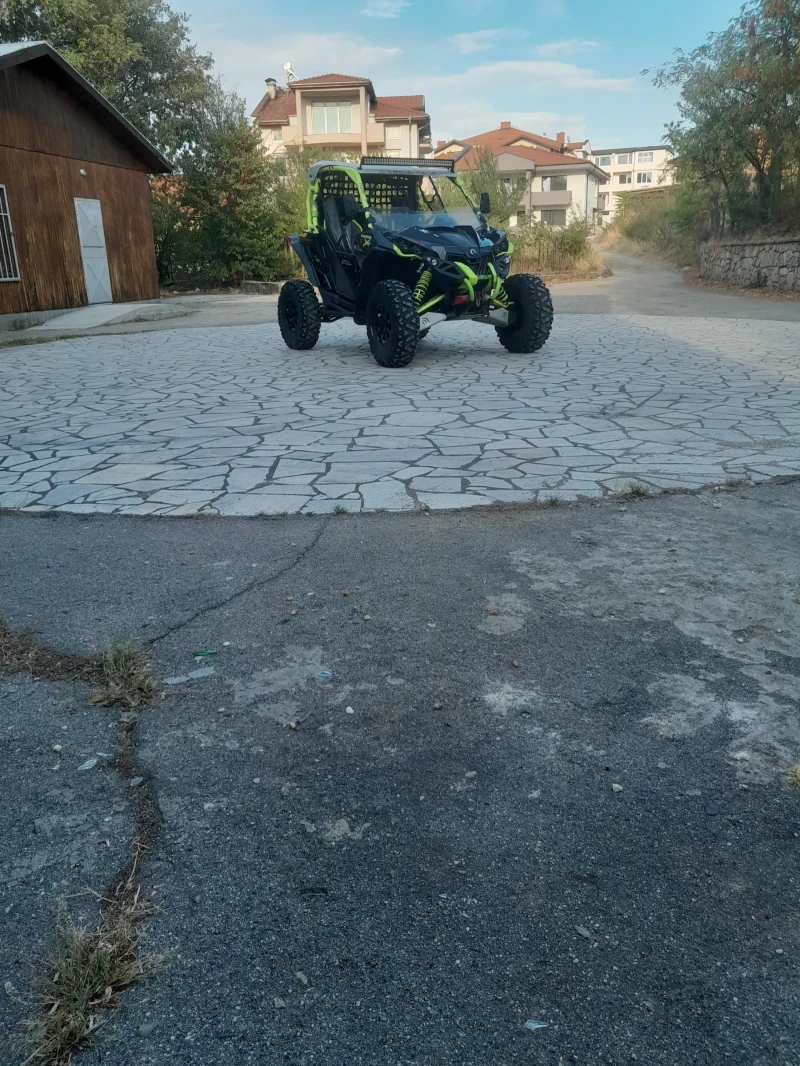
[284,61,298,83]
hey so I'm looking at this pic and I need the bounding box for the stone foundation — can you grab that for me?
[700,237,800,292]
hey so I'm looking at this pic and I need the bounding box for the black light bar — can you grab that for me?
[360,156,455,171]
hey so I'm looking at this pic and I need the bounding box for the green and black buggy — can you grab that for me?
[279,156,554,368]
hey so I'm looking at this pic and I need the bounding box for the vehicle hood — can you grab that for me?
[392,225,494,261]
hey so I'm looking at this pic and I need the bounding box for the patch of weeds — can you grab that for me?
[786,764,800,790]
[0,620,97,684]
[543,493,562,507]
[332,504,348,515]
[22,849,155,1066]
[90,644,161,709]
[724,477,748,489]
[622,479,652,499]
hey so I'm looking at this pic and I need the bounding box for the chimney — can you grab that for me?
[500,121,511,129]
[265,77,277,99]
[556,131,566,146]
[437,139,445,149]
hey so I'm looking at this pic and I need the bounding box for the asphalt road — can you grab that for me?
[2,484,798,1065]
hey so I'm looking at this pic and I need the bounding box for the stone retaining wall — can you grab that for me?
[700,237,800,292]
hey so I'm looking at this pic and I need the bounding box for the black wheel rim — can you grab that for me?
[375,304,391,345]
[284,298,298,330]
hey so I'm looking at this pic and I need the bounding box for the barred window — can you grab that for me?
[0,185,21,282]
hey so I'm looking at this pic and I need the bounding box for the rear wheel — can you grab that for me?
[278,280,321,350]
[366,280,419,367]
[495,273,553,353]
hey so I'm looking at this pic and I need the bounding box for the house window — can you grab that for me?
[541,208,567,227]
[311,101,352,135]
[618,173,632,185]
[617,153,631,165]
[0,185,21,282]
[637,151,654,163]
[594,155,611,167]
[541,175,567,192]
[636,172,653,184]
[271,127,282,142]
[516,206,526,219]
[385,125,401,142]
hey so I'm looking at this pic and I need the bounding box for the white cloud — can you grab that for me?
[536,39,600,58]
[211,32,402,109]
[423,58,634,95]
[448,29,511,55]
[361,0,409,16]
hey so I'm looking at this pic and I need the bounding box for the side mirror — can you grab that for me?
[479,192,491,216]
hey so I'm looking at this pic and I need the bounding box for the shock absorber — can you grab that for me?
[413,269,432,307]
[493,279,512,309]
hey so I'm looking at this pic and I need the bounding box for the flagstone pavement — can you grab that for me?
[1,314,799,516]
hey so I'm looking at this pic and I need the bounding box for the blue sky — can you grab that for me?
[183,0,742,148]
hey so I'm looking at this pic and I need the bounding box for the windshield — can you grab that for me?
[363,173,480,231]
[371,207,481,232]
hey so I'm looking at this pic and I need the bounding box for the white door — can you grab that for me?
[74,198,113,304]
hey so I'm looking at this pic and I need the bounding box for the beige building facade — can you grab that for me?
[593,145,674,220]
[251,73,431,159]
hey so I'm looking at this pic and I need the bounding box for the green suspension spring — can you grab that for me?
[493,279,512,309]
[413,269,432,306]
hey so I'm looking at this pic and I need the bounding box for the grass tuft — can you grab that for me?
[22,851,155,1066]
[90,644,161,709]
[543,493,563,507]
[786,764,800,790]
[622,479,652,499]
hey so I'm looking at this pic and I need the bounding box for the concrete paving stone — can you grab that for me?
[408,477,463,492]
[0,490,41,508]
[226,468,272,492]
[213,494,310,516]
[37,485,90,506]
[416,492,487,509]
[248,484,317,495]
[75,464,176,484]
[359,481,415,510]
[316,463,404,484]
[301,497,363,514]
[270,460,331,477]
[146,490,219,506]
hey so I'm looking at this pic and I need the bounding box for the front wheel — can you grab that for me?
[366,280,419,368]
[278,280,322,350]
[495,273,553,353]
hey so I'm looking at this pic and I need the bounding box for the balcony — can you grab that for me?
[528,190,573,208]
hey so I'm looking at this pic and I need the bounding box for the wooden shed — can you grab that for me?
[0,40,171,318]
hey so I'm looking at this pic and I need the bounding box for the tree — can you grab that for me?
[650,0,800,232]
[0,0,214,157]
[462,148,527,227]
[163,83,280,285]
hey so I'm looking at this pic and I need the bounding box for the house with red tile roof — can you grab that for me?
[251,72,431,158]
[433,122,607,229]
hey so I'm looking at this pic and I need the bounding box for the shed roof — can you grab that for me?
[0,41,172,172]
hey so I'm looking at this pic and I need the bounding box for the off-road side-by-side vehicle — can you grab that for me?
[278,157,554,368]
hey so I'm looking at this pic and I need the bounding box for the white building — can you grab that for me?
[434,124,607,228]
[592,145,674,221]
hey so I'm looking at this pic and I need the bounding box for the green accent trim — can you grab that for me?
[392,243,422,260]
[506,240,515,255]
[454,261,478,285]
[417,293,445,315]
[306,179,320,232]
[454,175,478,210]
[487,261,502,301]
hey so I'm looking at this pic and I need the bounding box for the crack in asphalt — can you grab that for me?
[146,521,327,647]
